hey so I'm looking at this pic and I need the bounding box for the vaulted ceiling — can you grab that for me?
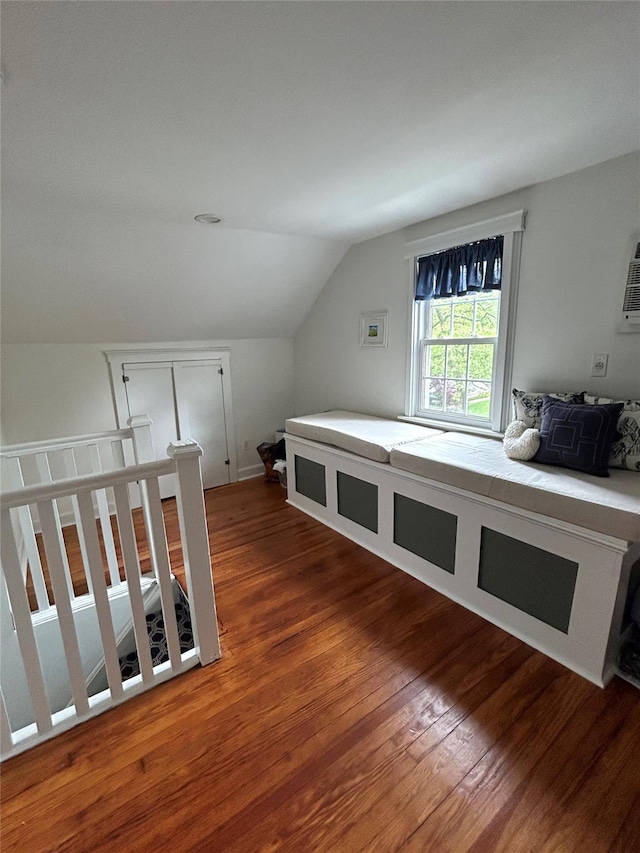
[2,1,639,343]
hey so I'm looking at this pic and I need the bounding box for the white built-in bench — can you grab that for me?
[390,431,639,542]
[285,410,640,687]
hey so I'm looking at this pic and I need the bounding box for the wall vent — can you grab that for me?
[619,238,640,333]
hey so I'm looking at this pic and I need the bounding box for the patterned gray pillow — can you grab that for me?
[512,389,585,429]
[585,394,640,472]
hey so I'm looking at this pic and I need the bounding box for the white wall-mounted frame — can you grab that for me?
[404,210,525,434]
[360,312,388,348]
[105,348,238,485]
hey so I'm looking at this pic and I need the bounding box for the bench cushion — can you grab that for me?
[285,411,444,463]
[390,432,640,541]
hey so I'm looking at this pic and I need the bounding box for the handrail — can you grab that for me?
[0,459,174,509]
[0,428,135,457]
[0,435,219,761]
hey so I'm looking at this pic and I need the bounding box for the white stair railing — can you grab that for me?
[0,440,219,761]
[0,426,137,612]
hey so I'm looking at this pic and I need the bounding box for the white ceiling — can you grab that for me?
[2,1,639,343]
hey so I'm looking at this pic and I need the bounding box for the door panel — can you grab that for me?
[173,361,229,489]
[123,363,179,498]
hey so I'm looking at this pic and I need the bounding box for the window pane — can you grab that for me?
[427,378,444,411]
[475,299,499,336]
[415,244,510,426]
[445,345,468,379]
[468,344,494,380]
[467,381,491,418]
[430,304,452,338]
[452,301,473,338]
[444,380,465,414]
[427,345,445,377]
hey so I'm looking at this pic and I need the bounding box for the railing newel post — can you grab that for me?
[127,415,155,465]
[167,440,220,665]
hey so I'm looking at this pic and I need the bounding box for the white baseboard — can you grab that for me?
[238,464,264,482]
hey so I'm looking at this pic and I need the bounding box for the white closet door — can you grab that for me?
[173,361,230,489]
[123,362,179,498]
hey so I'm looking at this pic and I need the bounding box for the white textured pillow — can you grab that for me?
[512,389,585,428]
[585,394,640,472]
[503,420,540,461]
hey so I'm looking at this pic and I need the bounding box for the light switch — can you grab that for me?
[590,353,608,377]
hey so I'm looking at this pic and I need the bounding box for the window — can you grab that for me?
[406,211,525,432]
[417,289,499,421]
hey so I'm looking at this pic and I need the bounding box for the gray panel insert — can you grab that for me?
[479,527,578,633]
[337,471,378,533]
[393,493,457,574]
[294,455,326,507]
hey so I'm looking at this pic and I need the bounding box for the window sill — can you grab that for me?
[398,414,504,440]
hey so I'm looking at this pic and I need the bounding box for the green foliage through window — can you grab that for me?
[419,291,499,421]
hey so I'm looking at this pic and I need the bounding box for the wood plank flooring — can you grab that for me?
[2,478,639,852]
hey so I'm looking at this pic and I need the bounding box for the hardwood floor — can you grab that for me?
[2,478,639,852]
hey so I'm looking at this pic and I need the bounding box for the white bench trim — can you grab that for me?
[288,435,630,552]
[286,433,638,688]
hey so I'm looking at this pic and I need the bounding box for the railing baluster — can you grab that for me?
[0,573,17,742]
[0,691,13,756]
[137,480,159,580]
[87,444,121,588]
[128,416,159,578]
[111,439,126,470]
[35,451,53,485]
[169,441,220,664]
[76,492,123,701]
[6,457,49,611]
[143,477,182,672]
[35,453,74,602]
[37,500,90,716]
[0,509,53,734]
[112,484,154,684]
[62,448,93,596]
[1,570,13,632]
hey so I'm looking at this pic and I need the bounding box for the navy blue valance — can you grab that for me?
[415,235,504,301]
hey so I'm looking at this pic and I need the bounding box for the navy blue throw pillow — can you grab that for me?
[534,397,624,477]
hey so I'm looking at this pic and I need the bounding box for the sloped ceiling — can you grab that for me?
[2,1,639,343]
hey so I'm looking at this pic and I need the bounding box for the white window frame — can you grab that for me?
[403,210,525,435]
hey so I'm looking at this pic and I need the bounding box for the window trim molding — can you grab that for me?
[397,414,504,438]
[404,209,525,260]
[405,212,525,432]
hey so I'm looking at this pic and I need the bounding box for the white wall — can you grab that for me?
[2,155,638,461]
[0,339,294,476]
[1,588,141,730]
[294,153,640,417]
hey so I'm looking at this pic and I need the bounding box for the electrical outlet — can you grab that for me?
[591,353,608,377]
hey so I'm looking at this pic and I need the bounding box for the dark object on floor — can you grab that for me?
[618,623,640,687]
[257,439,286,483]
